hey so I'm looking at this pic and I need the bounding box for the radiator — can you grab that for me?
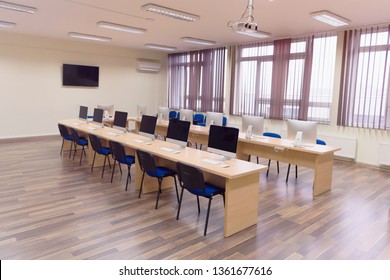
[318,134,357,159]
[378,143,390,165]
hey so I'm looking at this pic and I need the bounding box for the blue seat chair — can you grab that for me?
[89,134,111,178]
[286,139,326,182]
[169,111,177,119]
[193,113,204,125]
[263,132,282,177]
[176,161,225,236]
[69,127,88,165]
[58,124,73,158]
[222,116,227,126]
[109,140,135,191]
[136,149,179,209]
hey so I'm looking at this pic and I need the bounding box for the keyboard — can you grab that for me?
[106,132,119,136]
[201,158,221,165]
[71,122,81,126]
[160,147,175,152]
[133,139,145,143]
[86,126,98,130]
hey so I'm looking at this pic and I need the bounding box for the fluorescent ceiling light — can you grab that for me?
[311,10,350,27]
[0,1,37,13]
[97,21,146,34]
[181,37,216,46]
[0,20,16,28]
[145,43,177,52]
[142,3,199,22]
[68,32,111,42]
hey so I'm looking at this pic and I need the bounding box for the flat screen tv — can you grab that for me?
[62,64,99,87]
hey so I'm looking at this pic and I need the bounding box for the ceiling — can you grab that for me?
[1,0,390,52]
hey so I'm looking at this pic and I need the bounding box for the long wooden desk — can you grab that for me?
[129,117,341,196]
[58,119,267,237]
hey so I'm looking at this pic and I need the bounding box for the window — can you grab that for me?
[338,26,390,129]
[168,47,226,113]
[231,33,337,123]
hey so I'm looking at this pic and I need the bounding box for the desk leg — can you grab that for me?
[313,153,334,196]
[224,173,259,237]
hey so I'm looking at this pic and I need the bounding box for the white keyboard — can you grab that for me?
[133,139,145,143]
[86,126,98,130]
[71,122,81,126]
[201,158,221,165]
[106,132,119,136]
[160,147,175,152]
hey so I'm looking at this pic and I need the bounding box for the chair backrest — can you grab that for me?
[136,150,157,176]
[222,116,227,126]
[58,124,70,139]
[69,128,82,144]
[89,134,103,153]
[109,140,127,164]
[193,113,204,124]
[169,111,177,119]
[316,139,326,145]
[176,162,205,193]
[263,132,282,139]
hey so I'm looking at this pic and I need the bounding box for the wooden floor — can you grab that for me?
[1,136,390,260]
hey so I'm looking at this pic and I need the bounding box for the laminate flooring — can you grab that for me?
[1,137,390,259]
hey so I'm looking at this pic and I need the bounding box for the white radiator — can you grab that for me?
[318,134,357,159]
[378,143,390,165]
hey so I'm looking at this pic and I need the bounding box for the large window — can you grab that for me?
[168,47,226,113]
[231,33,337,123]
[338,25,390,129]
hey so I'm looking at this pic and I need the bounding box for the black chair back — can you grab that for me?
[176,162,205,193]
[69,128,83,144]
[136,150,157,176]
[89,134,103,153]
[109,141,127,164]
[58,124,70,139]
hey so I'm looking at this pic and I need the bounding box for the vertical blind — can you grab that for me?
[168,47,226,113]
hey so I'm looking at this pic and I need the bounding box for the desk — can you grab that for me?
[129,117,341,196]
[58,119,267,237]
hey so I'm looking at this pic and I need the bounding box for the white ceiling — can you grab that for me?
[1,0,390,52]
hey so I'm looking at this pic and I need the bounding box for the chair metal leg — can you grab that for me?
[266,159,271,177]
[79,145,84,166]
[101,155,107,178]
[73,144,77,161]
[91,151,96,172]
[176,188,185,220]
[139,171,145,198]
[286,164,291,182]
[204,198,213,236]
[118,163,122,175]
[197,196,200,213]
[60,139,64,156]
[277,161,280,173]
[173,175,179,203]
[69,142,75,159]
[247,155,251,162]
[125,165,131,191]
[256,156,259,164]
[295,165,298,178]
[155,178,163,209]
[107,156,111,169]
[110,160,116,183]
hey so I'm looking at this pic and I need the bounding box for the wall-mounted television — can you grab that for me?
[62,64,99,87]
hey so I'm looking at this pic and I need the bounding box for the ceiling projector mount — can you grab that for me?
[228,0,271,38]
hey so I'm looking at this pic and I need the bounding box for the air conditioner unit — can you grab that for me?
[136,59,161,73]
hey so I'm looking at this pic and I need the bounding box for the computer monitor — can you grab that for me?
[113,111,128,132]
[137,105,146,117]
[97,104,114,118]
[166,119,191,148]
[242,115,264,136]
[78,105,88,121]
[179,109,194,123]
[207,125,239,159]
[92,108,104,127]
[157,106,170,121]
[206,112,223,126]
[139,115,157,139]
[287,119,317,146]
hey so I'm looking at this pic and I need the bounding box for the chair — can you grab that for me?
[89,134,111,178]
[222,116,227,126]
[286,139,326,182]
[69,128,88,165]
[176,162,225,236]
[169,111,177,119]
[58,124,73,158]
[193,113,204,125]
[109,140,135,191]
[263,132,281,177]
[136,149,179,209]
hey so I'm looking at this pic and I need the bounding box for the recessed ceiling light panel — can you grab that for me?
[0,1,37,13]
[181,37,216,46]
[142,3,199,22]
[97,21,146,34]
[68,32,111,42]
[0,20,16,28]
[311,10,350,27]
[145,43,177,52]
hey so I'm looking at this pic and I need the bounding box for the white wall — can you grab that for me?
[0,32,168,139]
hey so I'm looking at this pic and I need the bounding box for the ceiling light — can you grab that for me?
[228,0,271,38]
[0,1,37,13]
[145,43,177,52]
[68,32,111,42]
[97,21,146,34]
[0,20,16,28]
[142,3,199,22]
[311,10,350,27]
[181,37,216,46]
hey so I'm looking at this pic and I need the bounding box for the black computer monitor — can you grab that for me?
[113,111,128,132]
[79,105,88,121]
[207,125,239,159]
[166,119,191,148]
[139,115,157,139]
[92,108,104,126]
